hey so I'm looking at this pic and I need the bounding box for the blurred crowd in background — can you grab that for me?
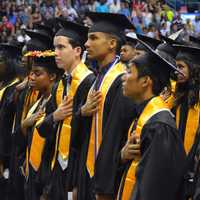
[0,0,200,44]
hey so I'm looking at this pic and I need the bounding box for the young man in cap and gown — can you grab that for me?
[74,12,136,200]
[117,40,186,200]
[36,20,95,200]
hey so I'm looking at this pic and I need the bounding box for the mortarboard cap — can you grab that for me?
[160,30,188,46]
[56,18,89,47]
[126,32,137,39]
[173,44,200,65]
[158,30,188,60]
[135,34,162,50]
[25,28,52,43]
[132,39,183,91]
[25,30,53,52]
[43,18,62,35]
[86,12,135,40]
[33,23,54,38]
[168,29,183,40]
[189,35,200,48]
[0,40,22,56]
[156,42,177,60]
[160,34,181,45]
[24,50,61,75]
[137,39,182,74]
[23,30,60,74]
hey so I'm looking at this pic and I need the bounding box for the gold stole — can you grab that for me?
[86,62,125,177]
[170,80,176,93]
[25,97,46,176]
[14,89,39,135]
[176,103,200,154]
[164,79,176,109]
[164,80,200,154]
[28,63,92,172]
[0,78,19,102]
[29,93,52,172]
[21,89,39,122]
[51,62,92,170]
[15,89,38,148]
[118,97,170,200]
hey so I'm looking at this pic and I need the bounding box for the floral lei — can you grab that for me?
[24,50,55,57]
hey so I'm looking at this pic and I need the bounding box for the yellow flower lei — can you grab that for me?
[24,50,55,57]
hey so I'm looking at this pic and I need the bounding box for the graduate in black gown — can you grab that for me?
[19,46,62,200]
[118,40,186,200]
[186,126,200,200]
[120,36,137,65]
[130,34,162,60]
[0,40,26,200]
[37,20,95,200]
[73,13,136,200]
[171,45,200,154]
[156,30,189,69]
[120,34,163,72]
[7,27,54,200]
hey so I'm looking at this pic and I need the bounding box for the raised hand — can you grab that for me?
[81,90,102,117]
[53,96,73,122]
[121,133,140,163]
[22,110,44,129]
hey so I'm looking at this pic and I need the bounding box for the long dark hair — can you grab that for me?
[175,55,200,108]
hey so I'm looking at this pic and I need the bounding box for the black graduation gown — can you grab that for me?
[187,129,200,200]
[37,74,95,200]
[74,75,136,199]
[179,129,200,200]
[7,87,38,200]
[7,88,27,200]
[131,111,186,200]
[0,84,18,166]
[20,96,52,200]
[175,96,189,141]
[0,83,19,200]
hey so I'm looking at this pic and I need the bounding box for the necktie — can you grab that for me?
[62,74,72,97]
[58,74,72,169]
